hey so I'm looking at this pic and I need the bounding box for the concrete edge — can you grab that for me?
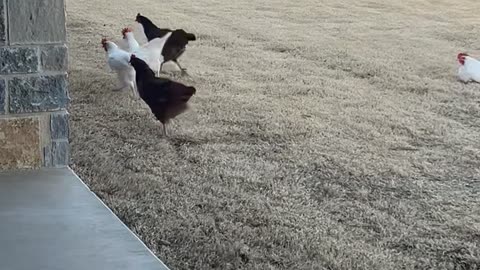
[68,167,171,270]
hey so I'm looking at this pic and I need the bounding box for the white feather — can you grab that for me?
[124,32,140,53]
[123,30,172,75]
[104,41,137,96]
[460,56,480,83]
[458,65,471,83]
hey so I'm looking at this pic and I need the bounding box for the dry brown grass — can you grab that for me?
[67,0,480,269]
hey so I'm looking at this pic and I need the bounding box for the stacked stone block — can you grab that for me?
[0,0,69,169]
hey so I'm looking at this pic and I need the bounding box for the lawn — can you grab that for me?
[67,0,480,269]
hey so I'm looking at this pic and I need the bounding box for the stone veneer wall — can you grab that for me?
[0,0,69,170]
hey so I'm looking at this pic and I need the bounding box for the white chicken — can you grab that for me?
[121,27,140,52]
[101,38,137,98]
[457,52,480,83]
[121,27,172,76]
[102,29,172,99]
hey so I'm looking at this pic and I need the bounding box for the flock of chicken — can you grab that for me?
[101,13,480,137]
[102,13,197,136]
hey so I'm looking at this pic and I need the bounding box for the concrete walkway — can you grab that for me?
[0,168,169,270]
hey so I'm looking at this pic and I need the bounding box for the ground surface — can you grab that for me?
[0,169,168,270]
[67,0,480,269]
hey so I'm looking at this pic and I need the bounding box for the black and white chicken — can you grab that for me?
[135,13,196,75]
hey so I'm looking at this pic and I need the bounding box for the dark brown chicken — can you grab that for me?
[129,54,196,136]
[135,13,196,74]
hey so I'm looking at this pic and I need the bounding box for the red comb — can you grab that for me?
[101,38,109,51]
[121,27,133,38]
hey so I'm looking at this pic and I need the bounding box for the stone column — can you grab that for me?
[0,0,69,170]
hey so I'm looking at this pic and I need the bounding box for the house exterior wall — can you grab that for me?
[0,0,69,170]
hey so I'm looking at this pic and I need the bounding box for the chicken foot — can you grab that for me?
[173,60,189,76]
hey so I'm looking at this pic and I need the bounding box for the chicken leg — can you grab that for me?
[130,81,140,100]
[162,123,168,137]
[173,60,189,76]
[159,62,166,75]
[155,59,162,77]
[172,48,189,76]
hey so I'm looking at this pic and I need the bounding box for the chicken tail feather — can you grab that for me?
[185,33,196,41]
